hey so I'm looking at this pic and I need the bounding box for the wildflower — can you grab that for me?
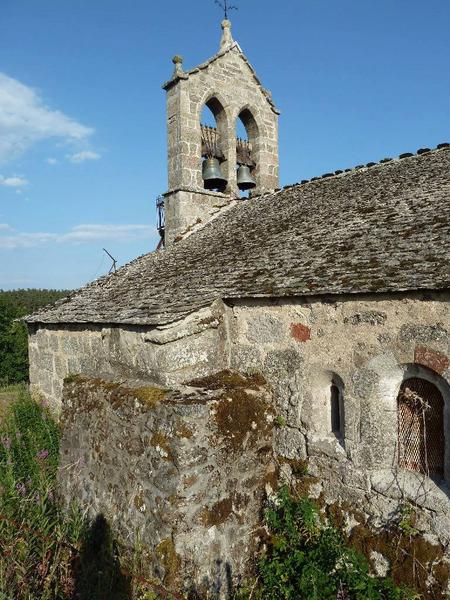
[16,482,26,496]
[37,450,49,460]
[1,437,11,450]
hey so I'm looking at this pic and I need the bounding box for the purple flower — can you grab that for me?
[37,450,49,460]
[1,437,11,450]
[16,483,26,496]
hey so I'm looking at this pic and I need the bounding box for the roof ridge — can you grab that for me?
[165,142,449,247]
[273,143,450,195]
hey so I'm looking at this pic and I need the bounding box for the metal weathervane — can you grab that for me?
[214,0,238,20]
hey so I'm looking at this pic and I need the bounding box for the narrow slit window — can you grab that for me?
[330,384,342,436]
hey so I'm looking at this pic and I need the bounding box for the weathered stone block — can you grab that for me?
[245,313,284,344]
[58,373,275,595]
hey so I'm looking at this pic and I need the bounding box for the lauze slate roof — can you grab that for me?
[27,147,450,326]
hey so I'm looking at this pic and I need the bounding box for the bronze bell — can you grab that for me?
[237,164,256,190]
[202,158,227,191]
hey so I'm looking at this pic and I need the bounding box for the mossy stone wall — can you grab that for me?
[58,372,275,595]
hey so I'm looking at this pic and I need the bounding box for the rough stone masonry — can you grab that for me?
[59,372,276,596]
[25,16,450,599]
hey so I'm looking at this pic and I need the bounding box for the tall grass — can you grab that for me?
[0,387,85,598]
[0,387,177,600]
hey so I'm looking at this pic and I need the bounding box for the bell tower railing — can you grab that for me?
[156,195,165,249]
[201,124,254,166]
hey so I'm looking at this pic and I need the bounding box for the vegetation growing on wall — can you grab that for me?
[234,487,417,600]
[0,289,69,384]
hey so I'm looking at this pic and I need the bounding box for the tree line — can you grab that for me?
[0,289,69,384]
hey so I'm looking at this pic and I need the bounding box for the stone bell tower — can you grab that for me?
[162,19,280,245]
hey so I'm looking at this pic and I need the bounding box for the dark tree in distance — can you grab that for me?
[0,289,70,384]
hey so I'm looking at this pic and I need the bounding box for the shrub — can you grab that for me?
[234,487,418,600]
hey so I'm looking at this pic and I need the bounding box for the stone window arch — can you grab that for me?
[200,96,229,191]
[310,370,345,445]
[397,377,445,479]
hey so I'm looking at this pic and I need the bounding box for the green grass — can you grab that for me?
[0,383,23,418]
[0,386,83,598]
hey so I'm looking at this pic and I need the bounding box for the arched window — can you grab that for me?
[309,370,345,447]
[397,378,444,478]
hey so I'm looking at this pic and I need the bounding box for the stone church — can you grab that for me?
[26,19,450,597]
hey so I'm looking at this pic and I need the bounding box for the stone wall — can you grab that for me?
[48,289,450,595]
[28,304,226,412]
[228,291,450,472]
[227,290,450,593]
[58,372,275,596]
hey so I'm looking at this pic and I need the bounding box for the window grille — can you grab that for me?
[397,377,444,477]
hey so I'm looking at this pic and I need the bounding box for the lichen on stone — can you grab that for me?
[133,386,168,408]
[200,497,233,526]
[214,387,273,451]
[187,369,265,391]
[155,538,181,587]
[150,432,174,462]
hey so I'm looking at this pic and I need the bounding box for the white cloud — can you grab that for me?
[61,224,149,242]
[0,72,93,164]
[0,232,56,249]
[46,158,58,165]
[0,223,154,249]
[0,175,28,187]
[67,150,101,164]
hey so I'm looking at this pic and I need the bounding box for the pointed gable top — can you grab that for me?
[162,20,280,114]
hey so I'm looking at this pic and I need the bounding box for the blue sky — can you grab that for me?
[1,0,449,290]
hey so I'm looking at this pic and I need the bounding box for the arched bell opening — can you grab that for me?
[236,109,259,198]
[200,98,228,193]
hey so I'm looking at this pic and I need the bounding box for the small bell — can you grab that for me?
[202,158,227,191]
[237,164,256,191]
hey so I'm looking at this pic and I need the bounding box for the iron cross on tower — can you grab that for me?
[214,0,238,20]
